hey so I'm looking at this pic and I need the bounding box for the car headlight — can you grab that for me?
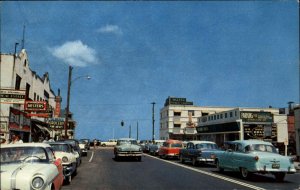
[139,148,142,152]
[62,156,68,162]
[32,177,44,189]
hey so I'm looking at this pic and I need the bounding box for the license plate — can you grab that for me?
[272,164,280,169]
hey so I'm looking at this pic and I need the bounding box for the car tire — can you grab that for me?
[179,155,185,164]
[240,167,250,179]
[216,160,224,172]
[114,155,119,161]
[274,172,285,182]
[192,157,198,166]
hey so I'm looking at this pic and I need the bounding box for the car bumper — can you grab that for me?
[197,157,215,163]
[63,163,76,177]
[116,152,143,157]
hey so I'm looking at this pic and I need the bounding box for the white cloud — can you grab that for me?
[97,25,123,35]
[50,40,99,67]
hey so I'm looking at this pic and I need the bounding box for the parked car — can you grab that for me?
[179,141,221,166]
[101,139,117,147]
[149,140,165,156]
[60,139,82,166]
[158,139,183,159]
[80,139,91,150]
[47,142,78,183]
[0,143,64,190]
[114,138,143,161]
[214,140,296,181]
[78,139,88,156]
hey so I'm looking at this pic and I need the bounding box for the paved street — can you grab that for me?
[62,148,300,190]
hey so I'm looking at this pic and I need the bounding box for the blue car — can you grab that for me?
[215,140,296,181]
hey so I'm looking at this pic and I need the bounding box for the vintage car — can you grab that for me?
[0,143,64,190]
[78,139,88,156]
[214,140,296,181]
[114,138,143,161]
[179,141,221,166]
[158,139,183,159]
[149,140,165,156]
[80,139,91,150]
[48,142,78,183]
[101,139,117,147]
[60,139,82,166]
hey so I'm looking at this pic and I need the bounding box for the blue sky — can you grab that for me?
[1,1,299,141]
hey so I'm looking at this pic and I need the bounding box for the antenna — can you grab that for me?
[22,24,26,49]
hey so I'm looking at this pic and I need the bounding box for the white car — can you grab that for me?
[0,143,64,190]
[101,139,117,147]
[48,142,78,183]
[78,139,88,156]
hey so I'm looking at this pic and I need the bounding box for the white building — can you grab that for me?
[0,49,56,142]
[197,107,288,148]
[159,97,234,140]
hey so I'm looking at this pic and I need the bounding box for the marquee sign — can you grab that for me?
[24,101,47,111]
[0,89,25,104]
[47,118,65,129]
[240,111,273,123]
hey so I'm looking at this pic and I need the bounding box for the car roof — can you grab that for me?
[226,140,272,146]
[118,138,136,141]
[1,143,51,148]
[187,141,217,144]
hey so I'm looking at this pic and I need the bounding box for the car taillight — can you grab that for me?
[254,156,259,161]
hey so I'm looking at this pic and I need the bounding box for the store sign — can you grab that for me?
[9,107,31,132]
[240,111,273,122]
[244,124,277,140]
[165,97,193,106]
[48,118,65,129]
[24,101,47,111]
[0,89,25,104]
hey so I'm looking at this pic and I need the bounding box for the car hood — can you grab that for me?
[116,144,141,151]
[1,163,58,190]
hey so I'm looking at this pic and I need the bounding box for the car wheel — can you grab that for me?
[240,167,249,179]
[274,172,285,182]
[192,157,198,166]
[216,160,224,172]
[114,155,119,161]
[179,155,185,164]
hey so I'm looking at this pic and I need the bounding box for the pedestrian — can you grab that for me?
[94,139,98,149]
[11,134,23,144]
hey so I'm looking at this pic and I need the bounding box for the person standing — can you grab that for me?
[94,139,98,149]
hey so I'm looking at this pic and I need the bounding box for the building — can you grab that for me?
[294,105,300,159]
[0,49,57,142]
[159,97,234,140]
[197,107,289,151]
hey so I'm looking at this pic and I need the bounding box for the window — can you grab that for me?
[174,112,181,116]
[26,83,30,100]
[202,112,209,116]
[225,113,228,118]
[174,124,181,128]
[230,112,233,117]
[188,110,194,116]
[15,74,21,90]
[217,115,219,119]
[34,93,36,101]
[44,90,49,99]
[235,111,237,117]
[220,114,223,119]
[213,115,216,120]
[37,95,40,101]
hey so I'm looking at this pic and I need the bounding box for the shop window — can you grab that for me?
[15,74,21,90]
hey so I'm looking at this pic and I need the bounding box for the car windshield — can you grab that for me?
[117,140,138,145]
[50,144,71,153]
[197,143,218,149]
[247,144,277,153]
[1,147,48,164]
[170,143,182,148]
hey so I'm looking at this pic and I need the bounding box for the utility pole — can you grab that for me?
[64,66,73,139]
[136,121,139,140]
[151,102,155,142]
[129,124,131,138]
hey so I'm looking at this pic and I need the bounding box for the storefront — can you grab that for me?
[9,107,31,142]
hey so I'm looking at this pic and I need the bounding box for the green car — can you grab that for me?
[114,138,143,161]
[215,140,296,181]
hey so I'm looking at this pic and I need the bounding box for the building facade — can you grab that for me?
[0,49,57,142]
[159,97,234,140]
[294,105,300,159]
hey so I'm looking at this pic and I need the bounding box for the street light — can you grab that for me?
[64,66,91,139]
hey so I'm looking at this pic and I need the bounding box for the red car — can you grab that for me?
[158,139,183,159]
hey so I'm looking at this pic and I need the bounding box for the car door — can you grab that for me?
[222,142,235,169]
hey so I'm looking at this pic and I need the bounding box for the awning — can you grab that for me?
[35,124,51,134]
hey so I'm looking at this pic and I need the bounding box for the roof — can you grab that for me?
[186,141,216,144]
[1,143,51,148]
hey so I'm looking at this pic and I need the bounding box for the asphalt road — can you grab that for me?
[62,148,300,190]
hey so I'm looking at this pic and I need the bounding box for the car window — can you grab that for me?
[1,147,48,163]
[251,144,277,153]
[236,143,243,152]
[171,143,182,148]
[46,147,55,162]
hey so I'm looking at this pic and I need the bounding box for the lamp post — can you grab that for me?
[63,65,91,139]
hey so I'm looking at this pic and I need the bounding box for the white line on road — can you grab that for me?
[89,151,94,162]
[144,154,266,190]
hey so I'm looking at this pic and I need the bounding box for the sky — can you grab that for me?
[1,1,299,141]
